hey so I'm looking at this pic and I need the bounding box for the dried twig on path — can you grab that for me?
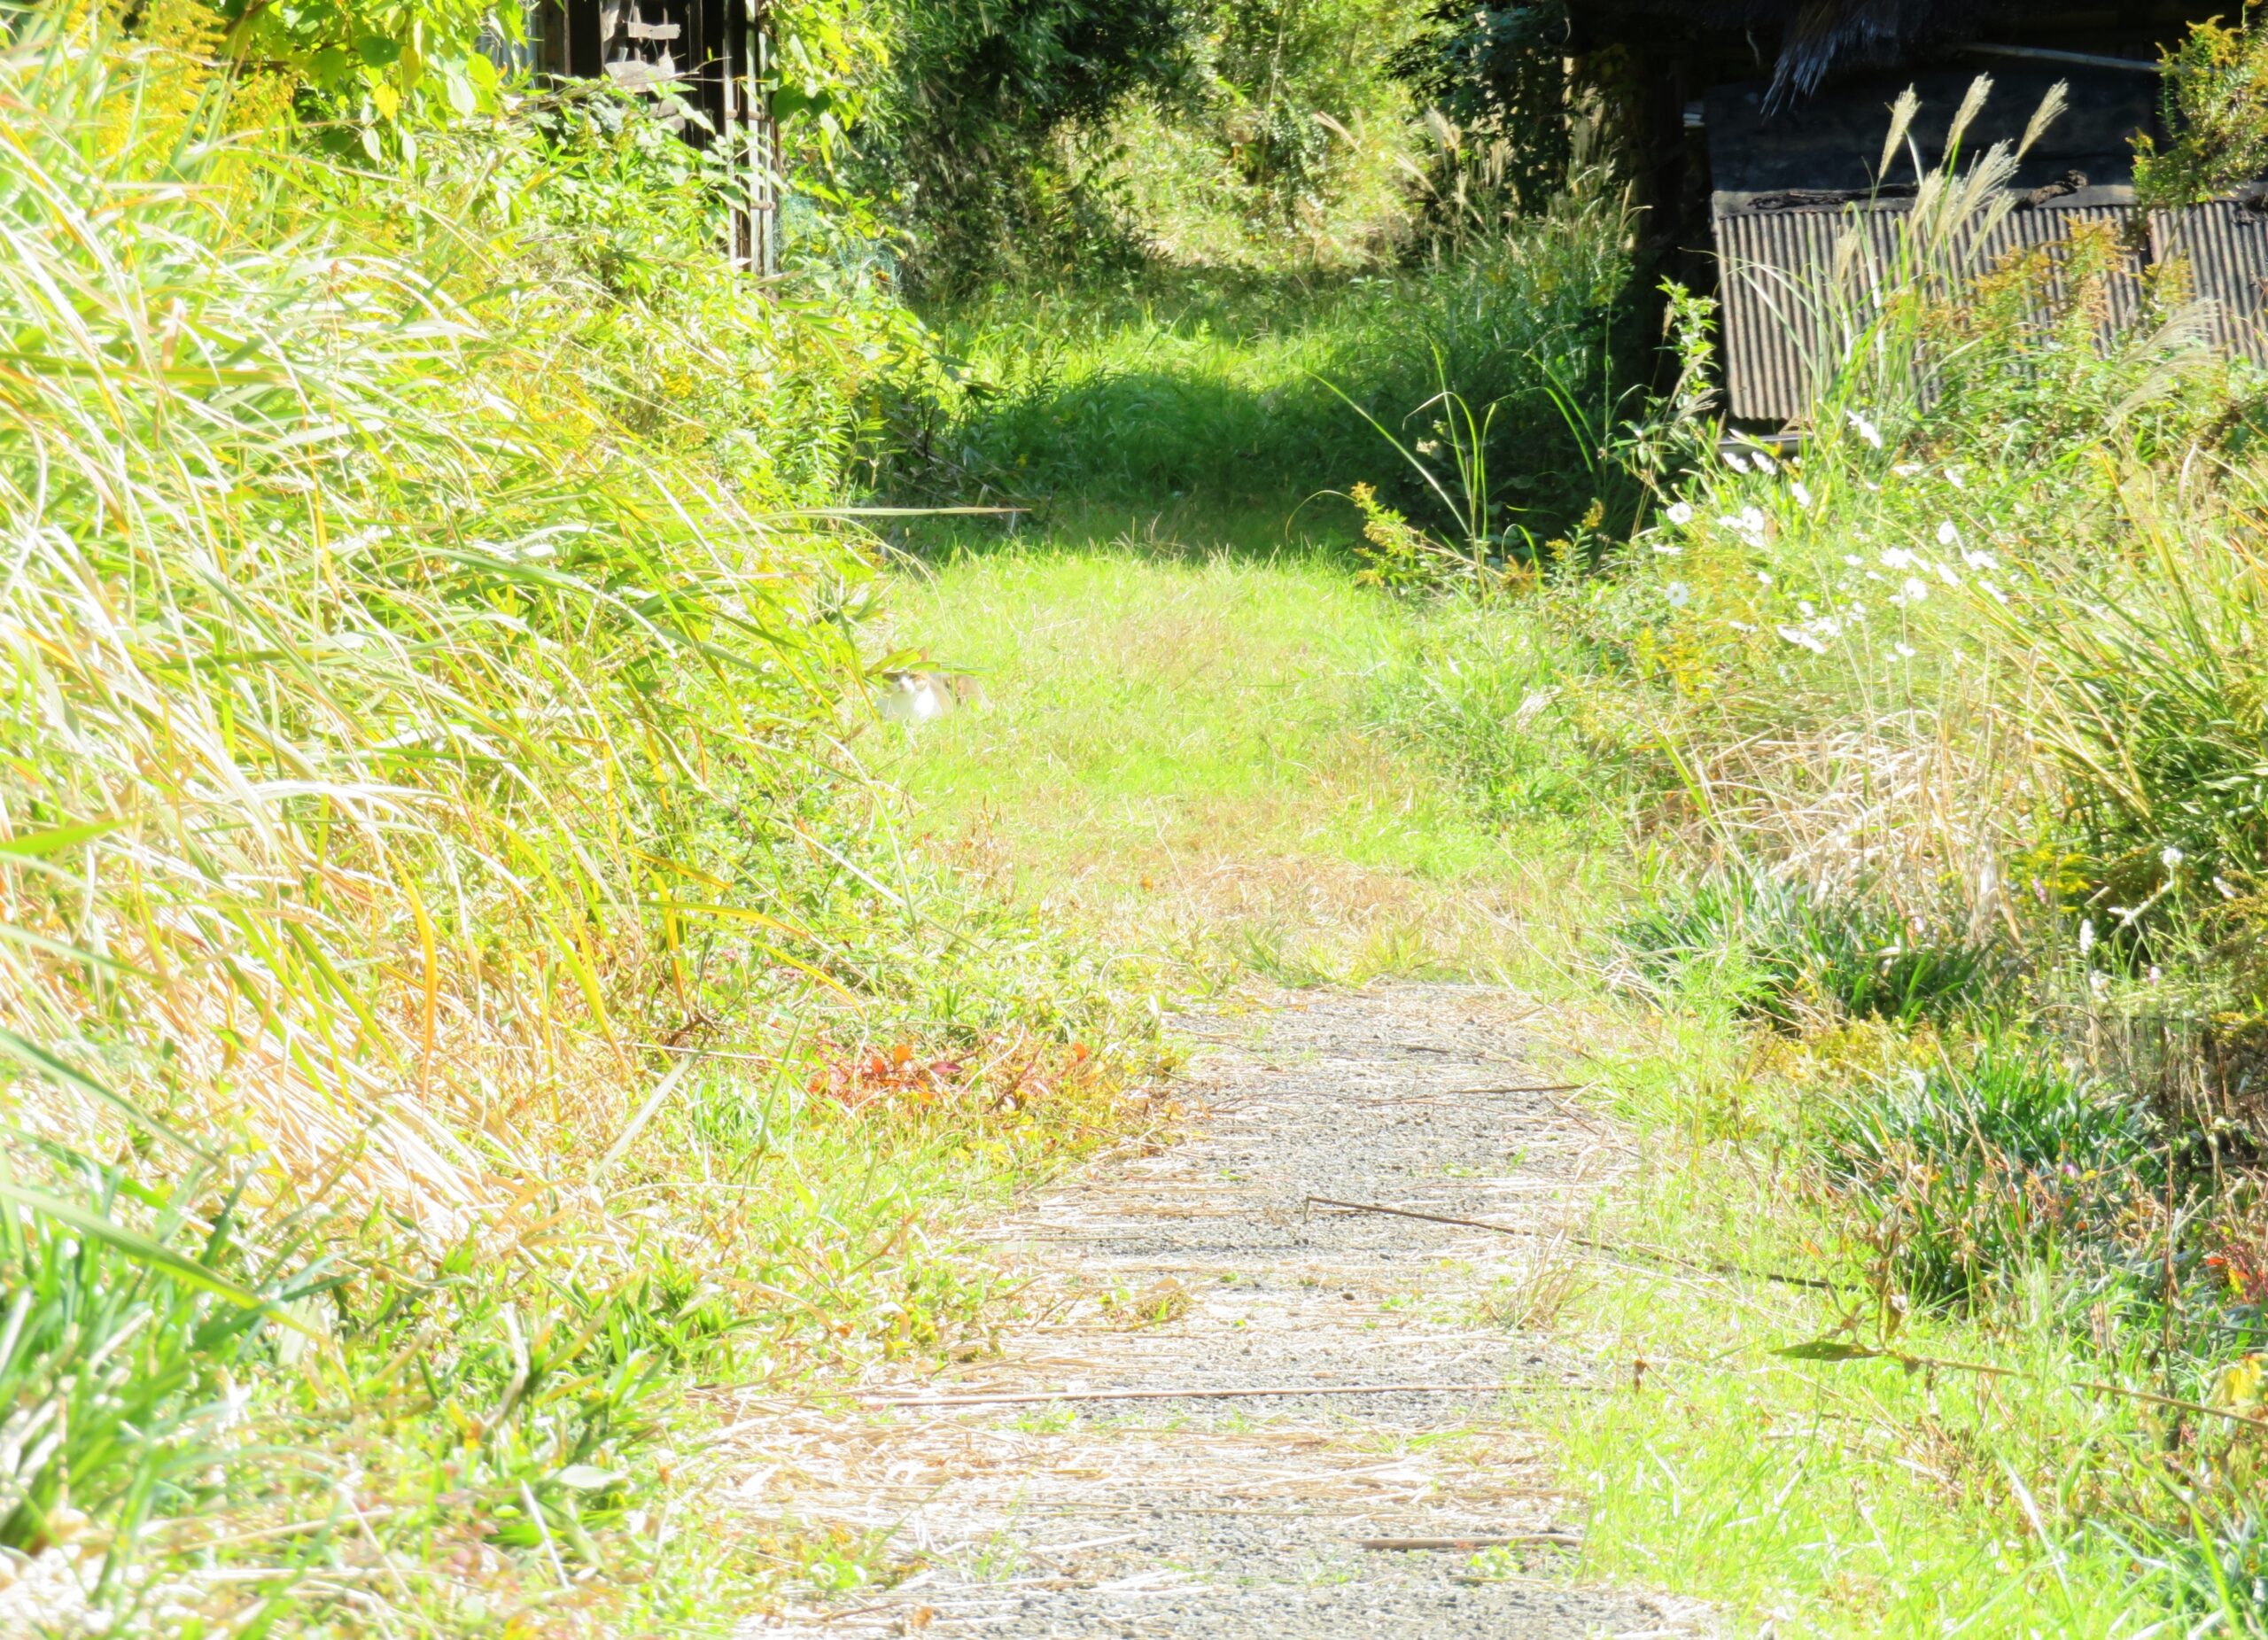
[858,1380,1511,1410]
[1358,1533,1581,1551]
[1305,1196,1851,1294]
[1449,1083,1581,1095]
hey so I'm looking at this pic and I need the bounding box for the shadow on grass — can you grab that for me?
[882,216,1642,555]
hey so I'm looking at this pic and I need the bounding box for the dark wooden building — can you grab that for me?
[1573,4,2268,422]
[525,0,781,272]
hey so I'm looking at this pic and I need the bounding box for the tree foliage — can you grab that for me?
[854,0,1187,285]
[2134,15,2268,208]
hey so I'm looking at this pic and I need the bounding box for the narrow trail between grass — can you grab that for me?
[731,985,1707,1637]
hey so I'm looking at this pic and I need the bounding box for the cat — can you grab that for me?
[874,669,986,723]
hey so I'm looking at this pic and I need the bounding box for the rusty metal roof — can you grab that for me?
[1714,197,2178,421]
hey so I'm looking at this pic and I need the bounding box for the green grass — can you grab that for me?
[868,516,1571,985]
[896,201,1638,541]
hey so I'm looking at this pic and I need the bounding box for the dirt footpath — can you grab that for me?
[731,984,1708,1638]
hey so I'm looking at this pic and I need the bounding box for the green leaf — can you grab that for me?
[1774,1340,1884,1362]
[0,1180,263,1309]
[0,1028,217,1162]
[770,84,832,122]
[355,34,403,66]
[0,816,129,858]
[549,1464,626,1491]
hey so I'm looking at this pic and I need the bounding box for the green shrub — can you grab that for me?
[1614,872,2008,1030]
[1822,1046,2160,1307]
[850,0,1185,287]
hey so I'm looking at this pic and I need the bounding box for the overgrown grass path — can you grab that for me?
[730,986,1704,1636]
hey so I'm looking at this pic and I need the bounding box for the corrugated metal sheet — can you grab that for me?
[1715,198,2244,423]
[2152,202,2268,363]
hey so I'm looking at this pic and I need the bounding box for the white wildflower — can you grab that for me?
[1894,462,1925,478]
[1880,548,1916,570]
[1756,571,1774,586]
[1724,450,1751,473]
[1777,625,1828,654]
[1652,543,1683,556]
[1665,580,1691,609]
[1936,519,1961,547]
[2078,918,2096,956]
[1751,448,1779,472]
[1790,479,1814,509]
[1934,560,1961,587]
[1978,578,2008,605]
[1895,642,1917,659]
[2148,965,2164,985]
[1961,548,1999,571]
[1900,575,1930,603]
[1844,554,1862,567]
[1666,500,1695,526]
[1740,506,1766,534]
[1945,464,1967,489]
[1728,619,1757,632]
[2163,845,2185,871]
[1847,410,1883,448]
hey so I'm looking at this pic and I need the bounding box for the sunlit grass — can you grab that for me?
[869,525,1575,986]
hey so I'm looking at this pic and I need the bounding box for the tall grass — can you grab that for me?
[0,21,1158,1628]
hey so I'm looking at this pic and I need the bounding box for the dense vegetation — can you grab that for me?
[0,6,1142,1633]
[21,0,2268,1628]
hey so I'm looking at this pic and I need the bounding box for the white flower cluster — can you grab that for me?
[1716,505,1768,549]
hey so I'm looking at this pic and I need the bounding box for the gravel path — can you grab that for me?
[730,984,1707,1638]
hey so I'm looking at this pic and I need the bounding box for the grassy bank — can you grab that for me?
[0,26,1161,1635]
[1342,84,2268,1631]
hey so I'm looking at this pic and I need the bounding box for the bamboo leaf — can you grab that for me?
[1774,1340,1885,1362]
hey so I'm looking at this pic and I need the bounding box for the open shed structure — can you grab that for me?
[526,0,781,272]
[1572,3,2268,423]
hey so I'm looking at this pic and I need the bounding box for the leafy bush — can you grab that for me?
[850,0,1186,286]
[1822,1047,2161,1307]
[1614,872,2008,1030]
[2135,15,2268,207]
[1395,0,1573,231]
[1090,0,1433,269]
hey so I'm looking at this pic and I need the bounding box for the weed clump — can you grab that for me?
[1821,1047,2161,1308]
[1613,872,2008,1030]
